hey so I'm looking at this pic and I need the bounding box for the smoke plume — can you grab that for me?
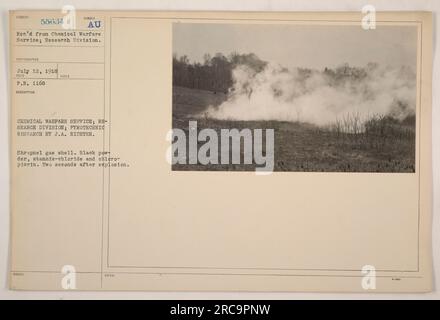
[205,62,416,126]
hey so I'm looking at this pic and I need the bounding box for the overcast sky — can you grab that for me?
[173,23,417,70]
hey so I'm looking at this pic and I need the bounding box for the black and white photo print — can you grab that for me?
[172,23,417,172]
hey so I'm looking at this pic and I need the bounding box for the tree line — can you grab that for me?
[172,52,267,93]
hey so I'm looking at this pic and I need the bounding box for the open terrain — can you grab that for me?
[172,86,416,172]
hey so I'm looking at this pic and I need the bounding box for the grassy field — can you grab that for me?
[172,86,416,172]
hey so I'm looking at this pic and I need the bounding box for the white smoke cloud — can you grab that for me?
[205,63,416,126]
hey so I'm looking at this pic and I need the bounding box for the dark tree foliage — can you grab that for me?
[172,52,267,93]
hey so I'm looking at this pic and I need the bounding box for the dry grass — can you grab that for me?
[172,86,416,172]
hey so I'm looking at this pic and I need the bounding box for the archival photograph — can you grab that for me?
[172,23,418,172]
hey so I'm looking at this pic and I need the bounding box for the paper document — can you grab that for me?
[9,10,433,292]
